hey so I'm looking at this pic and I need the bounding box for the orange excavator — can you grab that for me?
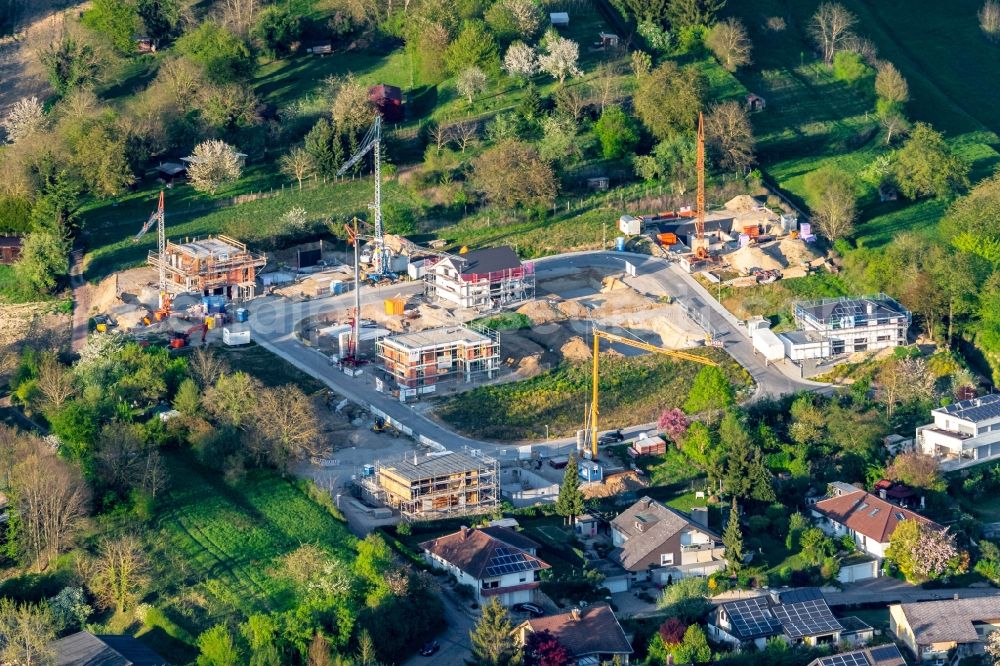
[169,322,209,349]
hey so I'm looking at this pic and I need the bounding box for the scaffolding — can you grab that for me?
[357,448,500,521]
[375,325,501,399]
[425,261,536,311]
[794,293,911,331]
[148,234,267,300]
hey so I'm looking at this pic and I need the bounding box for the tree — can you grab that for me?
[11,441,89,568]
[880,112,911,145]
[987,625,1000,664]
[207,371,258,427]
[705,100,755,174]
[885,451,943,490]
[594,106,638,160]
[410,22,451,84]
[253,5,301,58]
[810,3,857,65]
[198,624,241,666]
[94,422,147,492]
[706,18,751,71]
[330,75,373,138]
[634,61,703,139]
[89,535,150,614]
[280,148,315,191]
[657,577,711,623]
[538,29,582,83]
[40,36,102,96]
[877,356,935,417]
[35,352,75,411]
[187,140,243,194]
[445,21,500,76]
[723,499,744,571]
[304,119,345,178]
[456,66,489,104]
[469,598,518,666]
[658,407,689,442]
[84,0,139,53]
[800,527,834,565]
[887,520,965,583]
[803,166,857,240]
[503,41,538,79]
[673,624,711,664]
[894,123,969,199]
[447,120,480,153]
[523,629,571,666]
[0,599,55,666]
[486,0,543,40]
[176,22,254,83]
[1,97,45,144]
[189,347,230,390]
[307,631,332,666]
[667,0,725,29]
[683,366,734,417]
[981,0,1000,41]
[472,141,556,210]
[875,62,909,109]
[555,454,584,524]
[137,0,181,43]
[832,51,869,83]
[49,586,92,633]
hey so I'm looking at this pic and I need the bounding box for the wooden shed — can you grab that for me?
[369,84,404,123]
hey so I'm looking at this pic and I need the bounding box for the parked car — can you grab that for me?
[419,641,440,656]
[598,429,625,445]
[514,603,544,617]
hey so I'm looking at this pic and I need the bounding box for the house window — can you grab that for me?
[661,553,674,566]
[519,575,527,583]
[482,580,499,589]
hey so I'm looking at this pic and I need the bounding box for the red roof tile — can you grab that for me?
[813,490,939,543]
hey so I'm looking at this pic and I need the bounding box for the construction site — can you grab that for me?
[355,448,500,521]
[148,235,267,301]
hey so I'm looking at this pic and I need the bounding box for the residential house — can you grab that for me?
[807,645,906,666]
[609,496,724,585]
[369,84,404,122]
[890,596,1000,663]
[710,588,871,651]
[419,526,549,606]
[811,482,941,579]
[52,631,170,666]
[780,294,910,360]
[424,246,535,311]
[916,393,1000,470]
[513,604,633,665]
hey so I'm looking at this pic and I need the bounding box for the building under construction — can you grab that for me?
[375,325,501,400]
[148,235,267,301]
[358,448,500,521]
[424,246,535,311]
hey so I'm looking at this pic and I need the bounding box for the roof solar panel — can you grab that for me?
[869,645,902,662]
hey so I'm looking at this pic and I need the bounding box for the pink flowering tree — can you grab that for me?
[658,408,690,444]
[887,520,968,583]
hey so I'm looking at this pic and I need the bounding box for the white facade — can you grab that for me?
[916,394,1000,470]
[811,509,888,559]
[779,331,831,361]
[793,295,910,358]
[423,551,538,606]
[752,326,785,361]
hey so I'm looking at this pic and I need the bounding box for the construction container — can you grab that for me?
[389,254,409,273]
[618,215,641,235]
[223,325,251,346]
[384,297,406,315]
[615,236,626,251]
[657,232,678,245]
[235,308,249,323]
[579,461,603,483]
[330,280,344,295]
[752,326,785,362]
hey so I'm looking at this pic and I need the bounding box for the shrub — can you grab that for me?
[833,51,870,83]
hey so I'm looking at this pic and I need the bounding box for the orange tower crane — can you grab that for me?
[692,111,709,258]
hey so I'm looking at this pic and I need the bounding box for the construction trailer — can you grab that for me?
[424,246,535,312]
[148,235,267,301]
[359,449,500,521]
[375,325,501,400]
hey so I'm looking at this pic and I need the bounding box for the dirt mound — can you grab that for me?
[776,237,822,266]
[594,287,653,315]
[560,336,591,361]
[724,195,762,214]
[601,275,629,292]
[517,300,563,324]
[582,470,649,498]
[726,245,785,273]
[556,300,588,318]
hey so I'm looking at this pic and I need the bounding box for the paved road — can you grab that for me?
[402,584,475,666]
[247,251,828,456]
[821,578,1000,607]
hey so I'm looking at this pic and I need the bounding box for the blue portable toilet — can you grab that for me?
[235,308,249,323]
[615,236,626,252]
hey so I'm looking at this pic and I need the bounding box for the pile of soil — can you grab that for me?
[776,237,823,266]
[594,287,654,316]
[516,300,563,324]
[724,195,762,213]
[582,470,649,498]
[556,300,588,319]
[560,337,591,361]
[726,244,785,273]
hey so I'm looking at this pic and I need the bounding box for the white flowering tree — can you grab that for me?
[187,140,243,194]
[538,29,582,84]
[281,206,309,231]
[456,66,489,104]
[505,0,543,38]
[986,627,1000,665]
[1,96,46,143]
[503,41,538,79]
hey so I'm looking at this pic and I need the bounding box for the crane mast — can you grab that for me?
[337,115,390,276]
[134,190,170,312]
[692,111,708,258]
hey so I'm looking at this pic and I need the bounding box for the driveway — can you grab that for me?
[247,251,829,458]
[402,583,475,666]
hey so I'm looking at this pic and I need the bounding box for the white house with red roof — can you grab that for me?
[419,526,549,606]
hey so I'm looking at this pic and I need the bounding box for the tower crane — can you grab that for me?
[691,111,709,259]
[134,190,172,318]
[337,115,392,276]
[587,327,718,461]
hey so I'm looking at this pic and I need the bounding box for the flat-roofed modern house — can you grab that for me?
[779,294,910,359]
[420,526,549,606]
[890,597,1000,662]
[916,393,1000,470]
[424,246,535,311]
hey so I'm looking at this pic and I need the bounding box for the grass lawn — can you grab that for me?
[715,272,851,327]
[136,451,356,651]
[207,342,326,392]
[969,495,1000,522]
[434,349,749,441]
